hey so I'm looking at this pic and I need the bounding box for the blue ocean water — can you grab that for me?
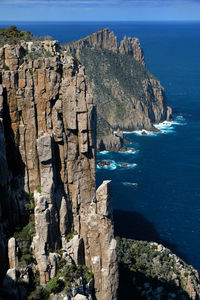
[1,21,200,271]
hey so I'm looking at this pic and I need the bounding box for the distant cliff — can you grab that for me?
[0,32,118,300]
[63,28,172,151]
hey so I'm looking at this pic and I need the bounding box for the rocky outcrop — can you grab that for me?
[87,181,118,300]
[119,36,145,66]
[64,28,145,66]
[63,28,172,151]
[64,28,118,56]
[0,38,118,299]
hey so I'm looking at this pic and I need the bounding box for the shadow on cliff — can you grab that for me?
[118,263,193,300]
[114,210,194,300]
[113,209,187,262]
[0,88,26,284]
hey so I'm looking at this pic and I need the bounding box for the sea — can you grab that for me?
[1,21,200,271]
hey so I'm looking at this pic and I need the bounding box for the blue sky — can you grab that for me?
[0,0,200,21]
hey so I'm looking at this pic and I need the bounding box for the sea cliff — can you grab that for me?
[0,33,118,299]
[63,28,172,151]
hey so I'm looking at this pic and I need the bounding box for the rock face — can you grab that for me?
[65,28,118,55]
[63,28,172,151]
[0,39,118,299]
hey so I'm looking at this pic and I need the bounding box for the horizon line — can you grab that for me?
[1,20,200,22]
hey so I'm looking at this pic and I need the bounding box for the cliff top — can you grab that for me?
[0,26,34,46]
[0,25,53,48]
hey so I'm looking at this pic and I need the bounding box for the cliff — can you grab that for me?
[0,36,118,299]
[63,28,172,151]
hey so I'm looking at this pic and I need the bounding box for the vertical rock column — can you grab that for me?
[85,181,118,300]
[33,133,60,286]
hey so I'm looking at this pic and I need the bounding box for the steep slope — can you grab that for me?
[64,28,172,151]
[0,35,118,299]
[117,238,200,300]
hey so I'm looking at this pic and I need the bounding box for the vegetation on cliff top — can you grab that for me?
[0,26,33,46]
[117,237,200,299]
[0,26,53,47]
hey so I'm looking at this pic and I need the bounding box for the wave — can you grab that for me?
[154,115,186,133]
[132,130,158,136]
[97,160,137,170]
[122,115,186,137]
[97,160,118,170]
[98,150,109,155]
[122,182,138,187]
[119,149,137,154]
[127,163,137,169]
[153,121,175,134]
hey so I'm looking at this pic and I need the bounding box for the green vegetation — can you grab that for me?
[34,264,94,297]
[65,231,78,242]
[45,276,64,294]
[78,47,153,138]
[27,49,52,61]
[14,221,35,265]
[14,221,35,241]
[36,185,41,194]
[3,64,10,71]
[0,26,33,46]
[116,237,195,299]
[25,192,35,213]
[27,287,50,300]
[46,264,93,293]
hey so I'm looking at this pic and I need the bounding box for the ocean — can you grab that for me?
[1,21,200,271]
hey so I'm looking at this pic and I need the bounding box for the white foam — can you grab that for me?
[98,150,109,155]
[97,160,118,170]
[97,160,137,171]
[122,182,138,187]
[119,149,137,154]
[119,162,137,169]
[132,130,158,136]
[122,115,186,137]
[154,121,175,134]
[154,116,186,133]
[126,163,137,169]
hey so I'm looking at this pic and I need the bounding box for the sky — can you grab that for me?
[0,0,200,21]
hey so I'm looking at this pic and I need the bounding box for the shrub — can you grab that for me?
[65,231,78,242]
[0,26,33,46]
[3,64,10,71]
[45,276,64,294]
[14,221,35,241]
[27,286,49,300]
[36,186,41,194]
[25,192,35,213]
[20,252,32,264]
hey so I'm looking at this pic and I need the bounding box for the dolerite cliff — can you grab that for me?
[64,28,172,151]
[0,39,118,299]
